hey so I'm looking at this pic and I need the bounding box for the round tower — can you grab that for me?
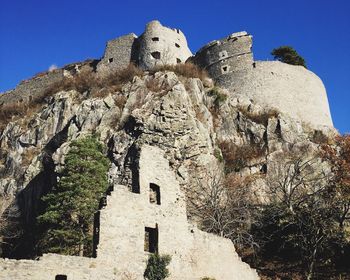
[137,20,192,69]
[191,31,254,78]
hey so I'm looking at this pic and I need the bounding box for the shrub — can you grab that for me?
[271,46,306,68]
[218,141,265,173]
[207,87,227,109]
[150,63,208,81]
[144,253,171,280]
[237,106,279,126]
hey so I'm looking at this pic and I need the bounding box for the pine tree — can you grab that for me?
[37,136,109,256]
[271,46,307,68]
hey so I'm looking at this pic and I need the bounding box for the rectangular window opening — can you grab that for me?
[152,37,159,41]
[144,226,158,253]
[108,58,114,63]
[55,275,67,280]
[150,183,161,205]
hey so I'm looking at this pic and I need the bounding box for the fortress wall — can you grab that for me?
[216,61,333,128]
[138,20,193,69]
[192,32,253,79]
[97,33,138,74]
[0,70,64,105]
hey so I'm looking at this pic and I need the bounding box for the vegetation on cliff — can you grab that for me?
[271,46,307,68]
[37,136,109,256]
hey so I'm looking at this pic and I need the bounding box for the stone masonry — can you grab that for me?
[0,145,259,280]
[1,20,333,129]
[191,32,333,129]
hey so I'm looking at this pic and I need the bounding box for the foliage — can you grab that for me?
[37,136,109,256]
[254,152,349,279]
[144,253,172,280]
[207,87,227,109]
[149,62,208,81]
[321,134,350,229]
[218,141,265,173]
[189,169,258,250]
[201,277,216,280]
[271,46,306,68]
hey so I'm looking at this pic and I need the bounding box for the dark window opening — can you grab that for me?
[151,52,161,59]
[175,43,180,48]
[176,29,180,34]
[176,58,181,64]
[55,275,67,280]
[108,58,114,63]
[222,66,228,72]
[152,37,159,41]
[261,164,267,174]
[150,183,161,205]
[144,226,158,253]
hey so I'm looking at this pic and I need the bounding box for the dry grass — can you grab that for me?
[237,106,279,126]
[218,141,266,173]
[21,147,39,166]
[149,62,208,81]
[0,64,143,132]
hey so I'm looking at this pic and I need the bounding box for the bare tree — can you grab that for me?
[261,152,338,280]
[188,168,258,250]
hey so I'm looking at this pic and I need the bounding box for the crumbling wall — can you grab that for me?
[97,33,138,74]
[0,70,64,105]
[0,145,259,280]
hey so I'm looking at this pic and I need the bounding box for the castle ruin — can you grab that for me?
[0,20,333,129]
[0,145,259,280]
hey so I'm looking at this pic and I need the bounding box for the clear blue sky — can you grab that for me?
[1,0,349,133]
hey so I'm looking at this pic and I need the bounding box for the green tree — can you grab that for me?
[144,254,171,280]
[37,136,109,256]
[271,46,307,68]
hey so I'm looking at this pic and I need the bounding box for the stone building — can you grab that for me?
[0,145,259,280]
[96,20,192,73]
[190,31,253,79]
[191,31,333,129]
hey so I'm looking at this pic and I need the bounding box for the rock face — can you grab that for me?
[0,67,335,278]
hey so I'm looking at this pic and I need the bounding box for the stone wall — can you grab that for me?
[215,61,333,128]
[137,20,193,69]
[97,33,138,74]
[191,31,253,79]
[0,70,64,105]
[0,145,259,280]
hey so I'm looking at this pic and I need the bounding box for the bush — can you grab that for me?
[237,106,279,126]
[218,141,265,173]
[149,63,208,81]
[207,87,227,109]
[271,46,306,68]
[144,253,171,280]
